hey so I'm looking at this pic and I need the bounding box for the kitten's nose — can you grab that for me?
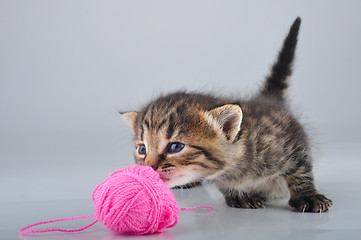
[144,153,160,170]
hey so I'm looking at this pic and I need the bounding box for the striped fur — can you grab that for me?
[121,18,332,212]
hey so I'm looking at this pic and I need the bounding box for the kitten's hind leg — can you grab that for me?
[285,170,332,212]
[220,189,268,209]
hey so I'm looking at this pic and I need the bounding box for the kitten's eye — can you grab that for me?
[138,144,146,155]
[168,142,185,154]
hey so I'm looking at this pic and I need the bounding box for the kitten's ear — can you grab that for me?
[120,111,139,133]
[207,104,243,141]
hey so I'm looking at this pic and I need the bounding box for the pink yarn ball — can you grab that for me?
[92,165,180,235]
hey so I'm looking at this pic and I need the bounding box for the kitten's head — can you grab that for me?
[121,93,243,188]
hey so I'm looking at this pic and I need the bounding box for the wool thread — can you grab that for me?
[19,216,98,235]
[19,165,213,235]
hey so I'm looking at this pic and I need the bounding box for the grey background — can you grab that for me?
[1,1,361,239]
[1,0,360,200]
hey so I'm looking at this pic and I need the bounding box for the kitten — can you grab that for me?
[121,17,332,212]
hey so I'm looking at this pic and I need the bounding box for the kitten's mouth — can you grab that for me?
[158,171,175,182]
[160,176,171,181]
[157,171,185,187]
[158,170,197,188]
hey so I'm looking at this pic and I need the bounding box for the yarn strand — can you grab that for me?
[19,215,98,235]
[19,206,213,235]
[180,206,214,216]
[181,206,214,211]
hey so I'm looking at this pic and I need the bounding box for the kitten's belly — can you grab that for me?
[224,175,289,199]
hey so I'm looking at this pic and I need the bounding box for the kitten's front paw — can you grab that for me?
[289,194,333,212]
[225,194,268,209]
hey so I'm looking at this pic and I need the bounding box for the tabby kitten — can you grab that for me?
[121,17,332,212]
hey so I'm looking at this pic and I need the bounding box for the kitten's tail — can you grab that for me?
[260,17,301,101]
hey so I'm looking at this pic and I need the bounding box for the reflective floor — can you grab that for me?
[2,143,361,240]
